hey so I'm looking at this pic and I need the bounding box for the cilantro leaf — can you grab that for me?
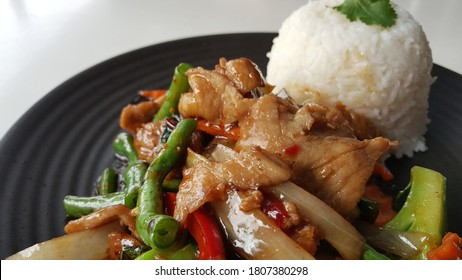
[334,0,397,28]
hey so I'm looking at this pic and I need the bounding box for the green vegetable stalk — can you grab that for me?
[113,132,148,209]
[64,176,182,218]
[168,243,198,260]
[113,132,139,165]
[97,167,117,195]
[123,162,148,209]
[361,245,390,260]
[384,166,446,259]
[136,118,197,249]
[153,63,192,122]
[361,166,446,260]
[64,192,124,218]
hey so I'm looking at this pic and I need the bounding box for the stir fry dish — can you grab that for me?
[7,58,461,260]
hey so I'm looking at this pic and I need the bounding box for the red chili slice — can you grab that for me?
[283,144,300,156]
[261,194,290,229]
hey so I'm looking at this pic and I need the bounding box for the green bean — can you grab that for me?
[97,167,117,195]
[132,246,178,260]
[120,245,150,260]
[112,132,146,208]
[135,243,198,260]
[64,192,124,218]
[135,248,158,260]
[125,167,182,208]
[361,244,390,260]
[162,178,182,192]
[113,132,139,164]
[168,243,198,260]
[134,232,193,260]
[153,63,192,122]
[136,118,197,249]
[124,162,148,209]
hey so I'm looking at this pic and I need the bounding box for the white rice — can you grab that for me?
[266,0,433,158]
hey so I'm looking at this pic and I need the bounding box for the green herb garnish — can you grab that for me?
[334,0,397,28]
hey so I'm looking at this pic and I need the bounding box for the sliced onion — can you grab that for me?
[269,182,365,260]
[210,191,315,260]
[208,144,365,259]
[7,221,124,260]
[357,222,427,259]
[186,146,313,259]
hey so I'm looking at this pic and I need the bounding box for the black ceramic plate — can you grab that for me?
[0,33,461,259]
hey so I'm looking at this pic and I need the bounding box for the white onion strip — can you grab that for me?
[269,182,365,260]
[205,144,364,259]
[210,191,315,260]
[6,222,124,260]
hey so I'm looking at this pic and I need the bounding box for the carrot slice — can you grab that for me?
[139,90,167,100]
[427,232,462,260]
[196,119,240,141]
[363,184,396,227]
[373,162,394,181]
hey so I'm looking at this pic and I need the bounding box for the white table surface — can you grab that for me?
[1,0,461,140]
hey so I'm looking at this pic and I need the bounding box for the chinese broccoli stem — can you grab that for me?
[385,166,446,259]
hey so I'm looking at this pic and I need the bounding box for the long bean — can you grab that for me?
[362,245,390,260]
[112,132,148,208]
[161,178,182,192]
[124,162,148,209]
[153,63,192,122]
[136,118,197,249]
[135,248,158,260]
[168,243,198,260]
[97,167,117,195]
[113,132,139,165]
[64,192,124,218]
[64,176,181,218]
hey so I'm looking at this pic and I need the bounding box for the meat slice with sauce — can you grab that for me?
[236,94,396,217]
[178,58,264,125]
[119,101,159,135]
[291,135,393,216]
[174,146,292,224]
[157,58,394,221]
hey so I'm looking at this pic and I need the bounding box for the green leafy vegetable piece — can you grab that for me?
[385,166,446,259]
[334,0,397,28]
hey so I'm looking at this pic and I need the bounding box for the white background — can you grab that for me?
[2,260,462,279]
[1,0,461,139]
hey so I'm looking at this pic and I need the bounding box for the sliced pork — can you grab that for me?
[178,58,264,124]
[236,94,396,217]
[174,146,292,224]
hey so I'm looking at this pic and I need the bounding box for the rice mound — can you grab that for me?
[266,0,433,158]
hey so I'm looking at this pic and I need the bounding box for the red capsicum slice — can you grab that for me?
[163,192,177,216]
[163,192,226,260]
[186,208,226,260]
